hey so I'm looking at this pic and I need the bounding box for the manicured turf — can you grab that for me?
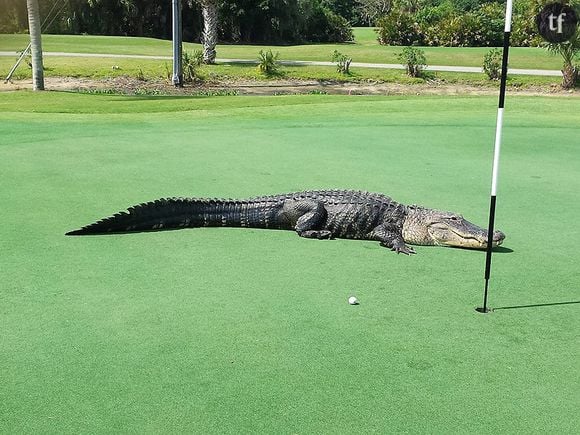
[1,92,579,433]
[0,27,563,69]
[0,55,561,89]
[0,27,563,86]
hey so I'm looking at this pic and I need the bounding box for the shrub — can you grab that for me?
[424,14,462,46]
[397,46,427,77]
[483,48,502,80]
[319,8,354,42]
[465,3,504,47]
[332,50,352,74]
[302,3,354,43]
[423,3,504,47]
[511,0,544,47]
[182,50,204,82]
[379,1,513,48]
[136,67,146,81]
[164,62,171,81]
[376,11,424,46]
[257,49,280,76]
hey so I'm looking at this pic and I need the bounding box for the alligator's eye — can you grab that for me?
[448,216,459,221]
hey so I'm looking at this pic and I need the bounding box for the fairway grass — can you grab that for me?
[1,92,579,433]
[0,27,563,70]
[0,27,565,88]
[0,56,560,89]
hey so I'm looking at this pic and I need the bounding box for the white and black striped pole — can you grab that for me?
[477,0,513,314]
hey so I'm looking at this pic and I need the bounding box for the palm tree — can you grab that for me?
[199,0,218,64]
[356,0,393,26]
[26,0,44,90]
[546,31,580,89]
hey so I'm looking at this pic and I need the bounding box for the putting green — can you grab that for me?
[1,92,579,433]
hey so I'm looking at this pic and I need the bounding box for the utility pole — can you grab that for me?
[172,0,183,87]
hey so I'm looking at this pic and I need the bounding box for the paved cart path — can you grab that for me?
[0,51,562,77]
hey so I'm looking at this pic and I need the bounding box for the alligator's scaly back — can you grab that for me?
[66,190,505,254]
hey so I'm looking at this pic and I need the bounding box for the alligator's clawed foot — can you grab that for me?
[299,230,333,240]
[381,241,416,255]
[393,245,416,255]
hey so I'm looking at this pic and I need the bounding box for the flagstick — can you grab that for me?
[477,0,513,314]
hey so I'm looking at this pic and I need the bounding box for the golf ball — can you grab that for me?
[348,296,359,305]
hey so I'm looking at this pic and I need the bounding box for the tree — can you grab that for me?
[26,0,44,90]
[199,0,218,64]
[321,0,357,23]
[356,0,392,26]
[546,31,580,88]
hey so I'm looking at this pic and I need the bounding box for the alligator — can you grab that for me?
[66,190,505,255]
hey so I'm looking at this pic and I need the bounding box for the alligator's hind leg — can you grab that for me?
[292,200,332,239]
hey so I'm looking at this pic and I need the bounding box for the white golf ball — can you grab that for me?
[348,296,359,305]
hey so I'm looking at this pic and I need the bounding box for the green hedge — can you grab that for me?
[376,0,547,47]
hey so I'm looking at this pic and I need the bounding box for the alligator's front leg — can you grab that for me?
[370,224,416,255]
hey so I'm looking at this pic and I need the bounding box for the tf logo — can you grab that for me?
[536,3,578,43]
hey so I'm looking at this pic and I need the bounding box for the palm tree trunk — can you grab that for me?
[26,0,44,90]
[561,64,578,89]
[201,0,218,64]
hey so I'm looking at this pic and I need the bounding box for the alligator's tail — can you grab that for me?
[66,197,281,236]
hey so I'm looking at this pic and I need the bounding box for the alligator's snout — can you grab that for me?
[474,229,506,247]
[490,230,506,246]
[403,206,507,250]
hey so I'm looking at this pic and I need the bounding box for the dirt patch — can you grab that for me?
[2,76,578,97]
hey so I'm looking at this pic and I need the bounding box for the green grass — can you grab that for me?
[1,92,579,433]
[0,56,560,89]
[0,27,564,70]
[0,27,565,87]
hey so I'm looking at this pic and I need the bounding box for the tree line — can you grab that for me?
[1,0,577,47]
[0,0,355,43]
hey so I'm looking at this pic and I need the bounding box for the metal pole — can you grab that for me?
[4,43,31,83]
[172,0,183,87]
[477,0,513,314]
[5,0,66,83]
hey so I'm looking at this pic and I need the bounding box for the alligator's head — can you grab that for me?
[402,205,505,249]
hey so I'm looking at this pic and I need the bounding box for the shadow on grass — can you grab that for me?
[491,246,513,254]
[58,89,196,100]
[493,301,580,311]
[438,245,514,254]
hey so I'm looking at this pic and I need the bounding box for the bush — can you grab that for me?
[322,8,354,42]
[465,3,504,47]
[376,11,424,46]
[136,67,146,81]
[483,48,502,80]
[511,0,544,47]
[257,49,280,76]
[302,3,354,43]
[397,46,427,77]
[182,50,204,82]
[332,50,352,74]
[423,3,504,47]
[423,14,462,46]
[414,4,452,26]
[377,1,534,47]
